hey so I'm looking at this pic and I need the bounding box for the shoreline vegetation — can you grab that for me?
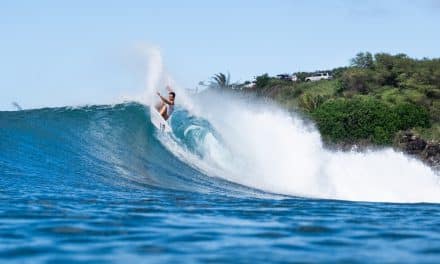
[204,52,440,169]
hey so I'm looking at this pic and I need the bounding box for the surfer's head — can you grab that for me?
[169,92,176,100]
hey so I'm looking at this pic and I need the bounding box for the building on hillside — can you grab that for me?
[276,74,298,82]
[243,81,256,89]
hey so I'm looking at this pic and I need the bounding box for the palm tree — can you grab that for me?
[210,72,231,89]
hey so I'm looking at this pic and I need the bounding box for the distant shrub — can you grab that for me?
[425,87,440,99]
[429,101,440,122]
[255,73,270,88]
[341,68,374,94]
[393,103,430,130]
[298,93,326,113]
[334,80,344,95]
[291,84,305,97]
[312,97,430,145]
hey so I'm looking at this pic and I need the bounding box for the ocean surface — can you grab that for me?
[1,102,440,263]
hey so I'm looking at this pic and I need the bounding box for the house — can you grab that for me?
[276,74,298,82]
[243,82,256,88]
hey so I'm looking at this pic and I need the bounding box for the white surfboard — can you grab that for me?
[150,107,172,133]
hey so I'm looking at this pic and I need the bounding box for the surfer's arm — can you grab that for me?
[157,92,172,105]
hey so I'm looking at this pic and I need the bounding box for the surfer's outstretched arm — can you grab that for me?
[157,92,173,105]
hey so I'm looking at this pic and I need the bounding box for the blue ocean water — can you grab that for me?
[1,103,440,263]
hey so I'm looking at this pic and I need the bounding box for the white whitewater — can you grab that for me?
[180,93,440,203]
[142,48,440,204]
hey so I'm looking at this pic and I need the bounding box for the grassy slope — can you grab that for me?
[243,54,440,146]
[276,79,438,145]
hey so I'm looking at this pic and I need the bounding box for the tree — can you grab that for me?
[374,53,398,86]
[341,68,374,94]
[210,72,231,89]
[255,73,270,88]
[351,52,374,69]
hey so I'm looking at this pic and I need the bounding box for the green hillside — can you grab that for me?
[242,52,439,146]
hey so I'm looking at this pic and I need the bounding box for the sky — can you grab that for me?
[0,0,439,110]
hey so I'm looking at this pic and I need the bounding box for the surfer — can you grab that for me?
[156,86,175,121]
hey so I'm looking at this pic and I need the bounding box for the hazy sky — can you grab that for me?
[1,0,439,110]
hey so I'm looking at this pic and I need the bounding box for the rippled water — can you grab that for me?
[1,103,440,263]
[2,189,440,263]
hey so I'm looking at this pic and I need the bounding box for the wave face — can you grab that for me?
[1,99,440,204]
[0,103,262,198]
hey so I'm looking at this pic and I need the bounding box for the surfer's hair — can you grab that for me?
[169,92,176,98]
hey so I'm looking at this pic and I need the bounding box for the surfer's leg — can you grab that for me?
[159,105,168,119]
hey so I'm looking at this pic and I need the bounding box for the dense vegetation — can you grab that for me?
[312,97,429,144]
[234,52,440,146]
